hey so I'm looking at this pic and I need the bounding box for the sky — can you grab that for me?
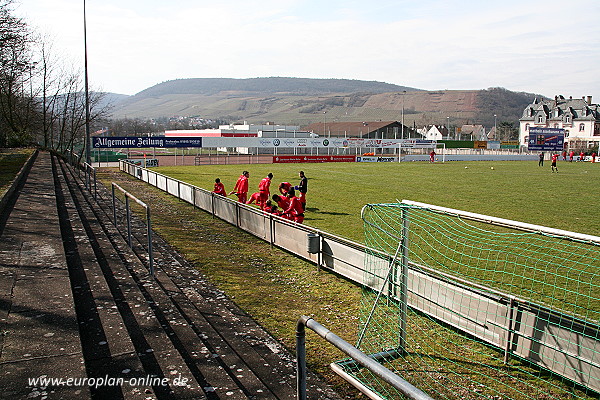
[15,0,600,99]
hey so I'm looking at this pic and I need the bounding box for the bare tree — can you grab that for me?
[0,0,37,147]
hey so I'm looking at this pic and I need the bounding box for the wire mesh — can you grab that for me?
[338,202,600,400]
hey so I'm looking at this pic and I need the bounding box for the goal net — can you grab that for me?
[336,201,600,399]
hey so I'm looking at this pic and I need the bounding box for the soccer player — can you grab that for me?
[272,194,289,211]
[278,182,292,196]
[230,171,249,203]
[284,189,305,224]
[551,153,559,173]
[297,171,308,211]
[246,192,262,207]
[257,173,273,207]
[212,178,226,196]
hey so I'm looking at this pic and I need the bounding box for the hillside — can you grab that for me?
[110,78,542,128]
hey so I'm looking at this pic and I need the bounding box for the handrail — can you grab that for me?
[111,182,154,276]
[296,316,433,400]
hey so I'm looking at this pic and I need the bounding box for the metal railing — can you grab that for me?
[296,316,433,400]
[64,149,97,200]
[111,182,154,277]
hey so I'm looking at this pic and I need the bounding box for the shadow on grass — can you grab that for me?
[306,207,349,216]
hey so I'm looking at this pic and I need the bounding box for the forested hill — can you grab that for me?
[133,77,419,97]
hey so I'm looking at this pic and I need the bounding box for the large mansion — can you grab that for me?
[519,95,600,150]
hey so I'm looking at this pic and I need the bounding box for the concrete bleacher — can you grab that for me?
[0,151,341,400]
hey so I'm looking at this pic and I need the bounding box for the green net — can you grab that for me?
[339,201,600,399]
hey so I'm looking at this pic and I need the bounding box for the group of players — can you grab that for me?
[212,170,308,223]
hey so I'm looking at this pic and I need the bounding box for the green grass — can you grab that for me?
[0,149,34,198]
[151,160,600,243]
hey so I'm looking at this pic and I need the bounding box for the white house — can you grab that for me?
[420,125,446,140]
[519,95,600,150]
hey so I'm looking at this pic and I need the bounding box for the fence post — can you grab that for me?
[147,207,154,277]
[296,317,308,400]
[399,207,410,352]
[503,297,516,363]
[112,184,117,226]
[211,193,215,218]
[126,196,132,247]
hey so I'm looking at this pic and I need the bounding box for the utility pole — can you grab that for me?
[84,0,91,164]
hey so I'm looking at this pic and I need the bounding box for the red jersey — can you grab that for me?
[213,182,226,196]
[279,182,292,194]
[258,177,271,193]
[233,175,248,194]
[285,196,304,216]
[551,154,558,162]
[274,196,289,210]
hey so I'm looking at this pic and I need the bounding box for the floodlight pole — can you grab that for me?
[83,0,91,165]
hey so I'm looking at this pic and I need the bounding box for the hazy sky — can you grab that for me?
[15,0,600,99]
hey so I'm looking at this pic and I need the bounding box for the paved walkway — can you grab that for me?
[0,151,342,400]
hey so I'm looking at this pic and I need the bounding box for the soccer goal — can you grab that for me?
[336,200,600,399]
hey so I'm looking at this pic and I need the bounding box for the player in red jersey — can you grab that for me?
[272,194,289,211]
[229,171,249,203]
[278,182,292,196]
[257,173,273,207]
[212,178,226,196]
[551,153,559,173]
[284,189,305,224]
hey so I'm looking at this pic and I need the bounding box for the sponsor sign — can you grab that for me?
[127,158,159,167]
[527,128,565,151]
[487,141,501,149]
[144,159,159,167]
[501,141,520,149]
[398,140,437,149]
[273,155,356,163]
[474,141,487,149]
[93,136,202,148]
[357,156,398,162]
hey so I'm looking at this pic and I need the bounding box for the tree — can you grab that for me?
[497,121,518,141]
[0,0,37,147]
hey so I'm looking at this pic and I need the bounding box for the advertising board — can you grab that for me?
[93,137,202,148]
[356,156,397,162]
[273,155,356,163]
[527,128,565,151]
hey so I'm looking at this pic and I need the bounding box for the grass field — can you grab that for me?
[152,159,600,243]
[0,149,34,198]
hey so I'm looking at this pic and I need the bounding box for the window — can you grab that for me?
[579,123,585,132]
[565,115,571,123]
[554,123,559,128]
[537,115,544,123]
[525,123,530,131]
